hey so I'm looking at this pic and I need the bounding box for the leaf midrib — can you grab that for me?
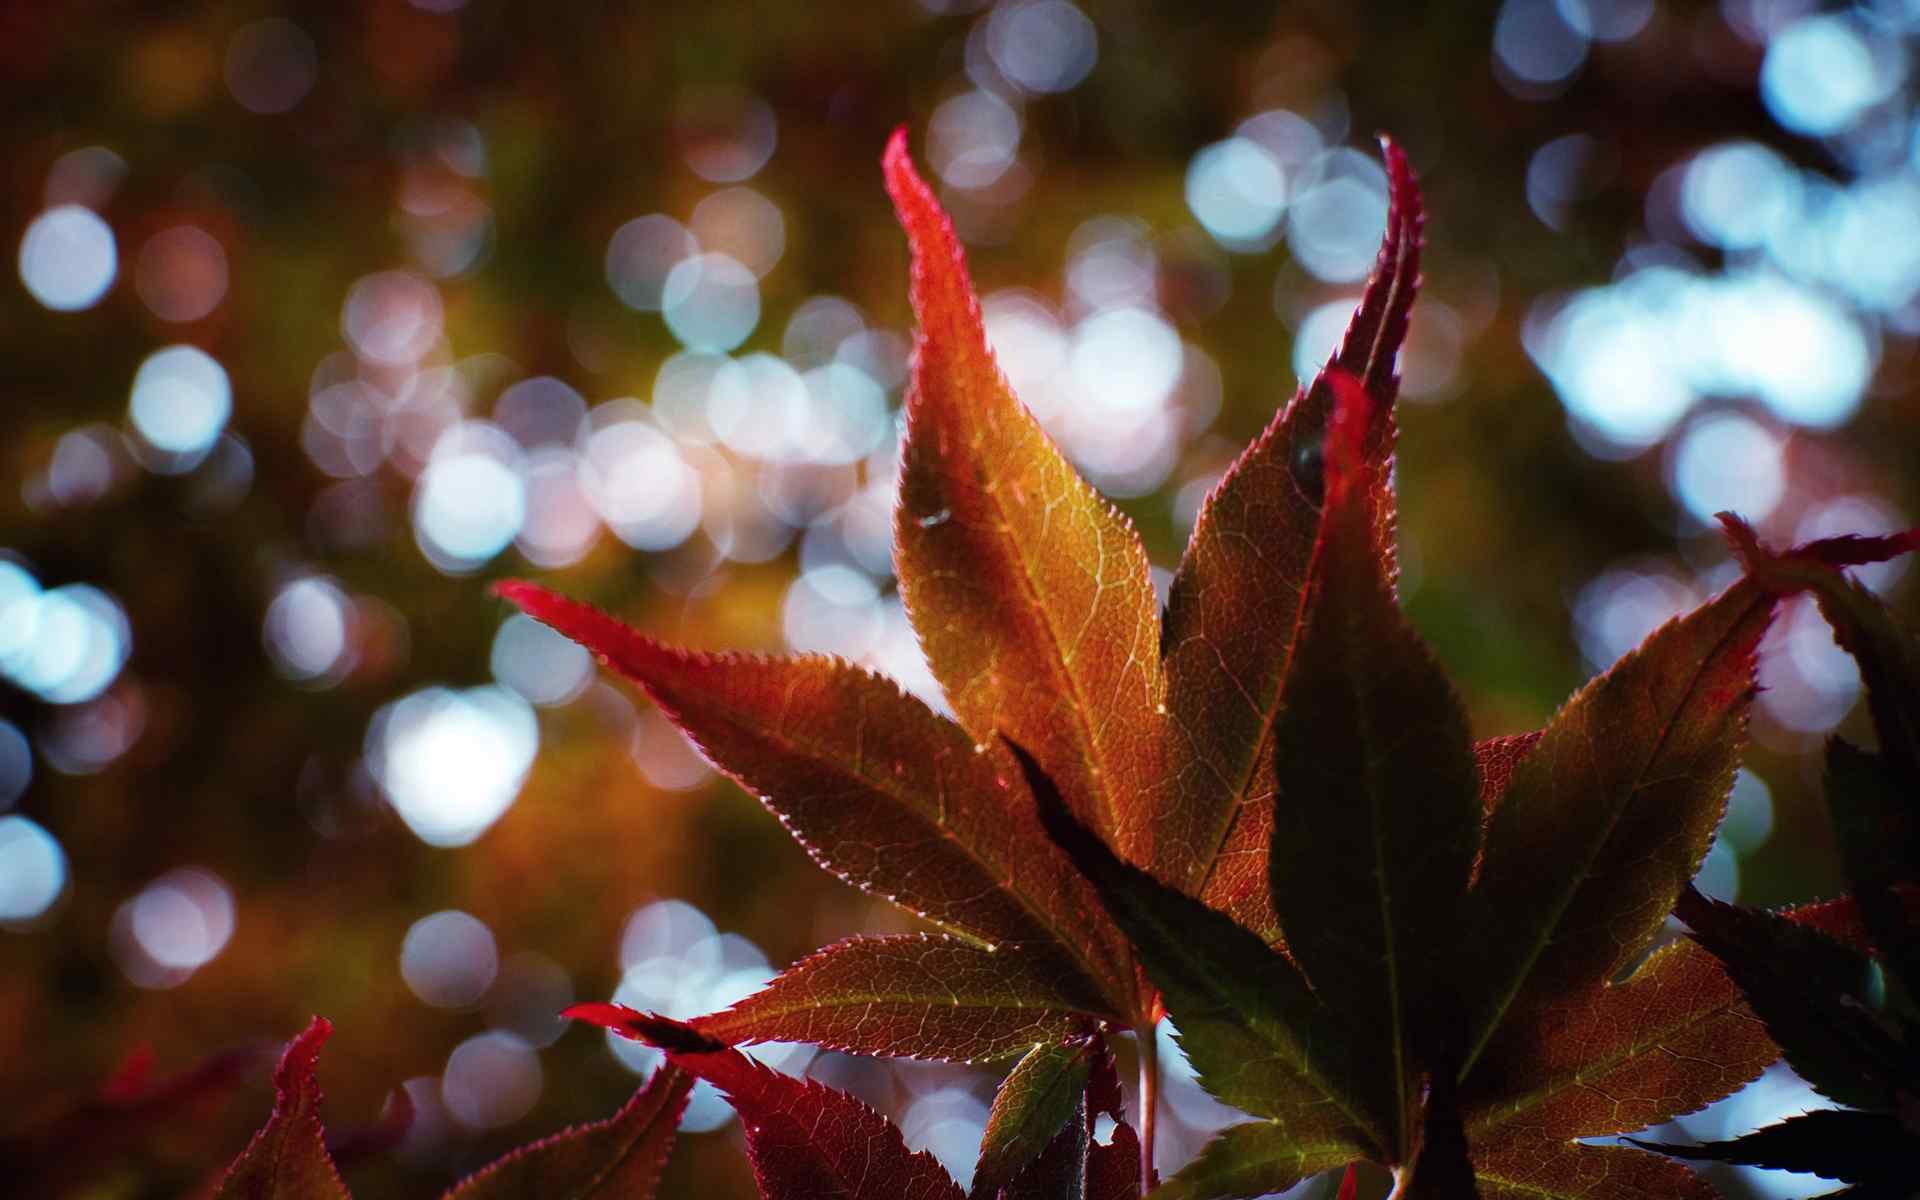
[1184,211,1416,910]
[697,683,1125,1013]
[918,341,1151,851]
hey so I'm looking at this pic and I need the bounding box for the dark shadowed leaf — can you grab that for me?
[972,1037,1095,1198]
[1397,1073,1478,1200]
[445,1066,690,1200]
[1158,137,1423,940]
[883,127,1163,867]
[1266,371,1481,1156]
[1676,886,1907,1111]
[566,1008,964,1200]
[1720,513,1920,986]
[1022,741,1385,1157]
[215,1017,349,1200]
[1629,1109,1915,1186]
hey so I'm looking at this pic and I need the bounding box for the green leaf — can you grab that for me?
[883,127,1164,866]
[445,1067,691,1199]
[1629,1109,1916,1186]
[1266,371,1481,1154]
[694,935,1101,1064]
[972,1037,1096,1198]
[1023,741,1385,1156]
[1464,578,1776,1071]
[215,1018,350,1200]
[1148,1121,1357,1200]
[996,1096,1088,1200]
[1158,136,1423,940]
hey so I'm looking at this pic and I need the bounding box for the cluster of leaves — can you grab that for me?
[490,129,1918,1199]
[1632,517,1920,1199]
[21,127,1917,1200]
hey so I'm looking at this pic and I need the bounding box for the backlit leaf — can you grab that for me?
[1158,137,1423,937]
[693,935,1100,1063]
[1464,577,1775,1070]
[996,1095,1087,1200]
[495,581,1135,1040]
[1148,1120,1359,1200]
[215,1017,349,1200]
[1463,938,1775,1143]
[446,1066,691,1200]
[972,1037,1095,1198]
[1472,1141,1717,1200]
[884,127,1164,864]
[1265,371,1481,1153]
[569,1009,965,1200]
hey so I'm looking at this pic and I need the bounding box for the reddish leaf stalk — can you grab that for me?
[1136,1021,1158,1194]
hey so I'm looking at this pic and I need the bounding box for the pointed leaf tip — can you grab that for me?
[215,1016,348,1200]
[1718,510,1920,585]
[565,1003,727,1054]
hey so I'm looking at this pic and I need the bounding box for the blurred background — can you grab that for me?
[1,0,1915,1196]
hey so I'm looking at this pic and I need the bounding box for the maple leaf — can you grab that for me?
[445,1061,693,1200]
[568,1005,1144,1200]
[1629,519,1920,1195]
[215,1017,351,1200]
[207,1016,693,1200]
[498,126,1829,1200]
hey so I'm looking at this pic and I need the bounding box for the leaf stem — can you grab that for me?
[1136,1022,1158,1193]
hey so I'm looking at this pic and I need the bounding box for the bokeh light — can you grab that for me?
[401,909,499,1008]
[112,867,236,987]
[606,215,697,313]
[19,205,116,312]
[129,345,232,468]
[368,685,538,847]
[0,720,30,811]
[0,816,67,927]
[134,226,229,323]
[224,18,318,115]
[0,566,132,706]
[442,1032,543,1130]
[662,252,761,352]
[490,613,593,707]
[264,576,354,684]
